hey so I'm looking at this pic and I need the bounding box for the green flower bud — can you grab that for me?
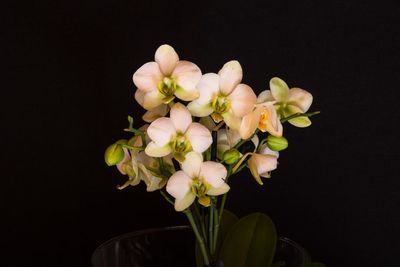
[223,148,241,165]
[104,140,127,166]
[266,135,288,151]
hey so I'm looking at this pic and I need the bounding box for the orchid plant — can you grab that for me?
[104,44,322,267]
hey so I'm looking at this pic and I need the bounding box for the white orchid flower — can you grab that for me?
[187,60,257,130]
[247,144,279,185]
[116,147,141,188]
[259,77,313,127]
[239,101,283,139]
[166,152,229,211]
[133,44,201,110]
[217,128,241,159]
[145,103,212,162]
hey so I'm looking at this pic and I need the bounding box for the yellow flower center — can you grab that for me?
[171,132,192,162]
[191,177,211,207]
[158,77,177,103]
[211,95,230,122]
[258,108,270,132]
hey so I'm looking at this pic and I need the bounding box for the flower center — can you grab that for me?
[191,177,211,207]
[171,132,192,162]
[212,95,230,114]
[258,108,270,131]
[158,77,176,103]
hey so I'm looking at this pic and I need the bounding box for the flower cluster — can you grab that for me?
[105,44,317,213]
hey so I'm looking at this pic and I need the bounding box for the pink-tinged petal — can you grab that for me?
[270,77,289,102]
[133,62,162,92]
[147,117,176,146]
[200,162,227,188]
[199,116,216,130]
[166,170,192,200]
[257,90,275,103]
[181,151,203,178]
[240,106,262,139]
[248,154,278,185]
[173,60,202,92]
[283,105,312,127]
[228,84,257,117]
[185,123,212,153]
[143,90,165,110]
[187,101,214,117]
[142,104,169,123]
[218,60,243,95]
[134,89,145,107]
[175,87,199,101]
[288,87,313,112]
[116,148,131,174]
[196,73,220,104]
[170,103,192,133]
[144,142,172,157]
[174,191,196,211]
[155,44,179,76]
[252,154,278,175]
[222,111,242,130]
[207,183,230,196]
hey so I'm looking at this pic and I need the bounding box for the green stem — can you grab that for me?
[194,202,208,244]
[185,209,210,266]
[121,144,144,151]
[280,111,320,123]
[160,191,174,206]
[212,202,219,256]
[209,202,214,257]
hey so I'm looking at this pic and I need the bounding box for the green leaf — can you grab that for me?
[219,212,277,267]
[195,210,239,267]
[301,263,325,267]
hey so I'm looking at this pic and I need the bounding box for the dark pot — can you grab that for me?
[92,226,311,267]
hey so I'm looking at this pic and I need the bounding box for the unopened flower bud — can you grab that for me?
[266,135,288,151]
[104,139,127,166]
[223,148,241,165]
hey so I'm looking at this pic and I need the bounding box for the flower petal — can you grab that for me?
[144,142,172,157]
[173,60,202,92]
[228,84,257,117]
[207,183,230,196]
[155,44,179,76]
[240,106,262,139]
[252,154,278,175]
[259,103,283,137]
[196,73,220,104]
[218,60,243,95]
[185,123,212,153]
[170,103,192,133]
[133,62,162,92]
[134,89,145,107]
[147,117,176,146]
[222,111,242,130]
[166,170,192,199]
[270,77,289,102]
[175,86,199,101]
[116,148,131,175]
[142,104,169,123]
[175,191,196,211]
[143,90,165,110]
[257,90,275,103]
[181,151,203,178]
[200,162,227,188]
[187,101,214,117]
[259,144,279,158]
[283,105,312,127]
[288,87,313,112]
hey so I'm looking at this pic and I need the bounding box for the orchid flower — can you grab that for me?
[217,128,241,159]
[145,103,212,162]
[247,144,279,185]
[187,61,257,130]
[116,133,172,191]
[260,77,313,127]
[133,44,201,110]
[239,101,283,139]
[166,152,229,211]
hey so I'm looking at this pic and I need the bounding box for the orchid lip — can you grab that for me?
[157,76,176,97]
[211,95,231,114]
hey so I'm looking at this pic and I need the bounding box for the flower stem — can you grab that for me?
[209,203,214,257]
[280,111,320,123]
[185,209,210,266]
[212,202,219,256]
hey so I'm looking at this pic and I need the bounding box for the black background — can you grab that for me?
[3,1,400,267]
